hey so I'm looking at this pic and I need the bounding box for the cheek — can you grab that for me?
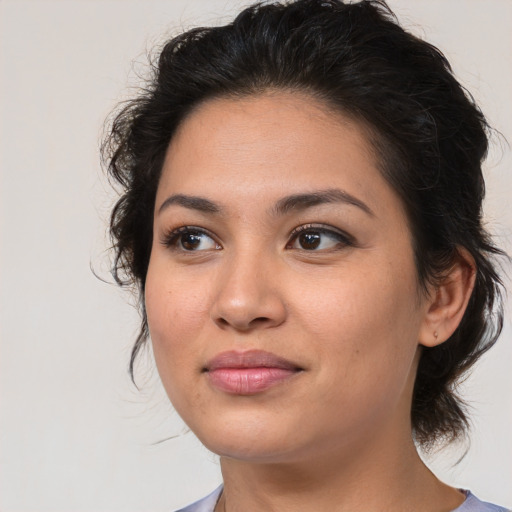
[291,260,421,382]
[144,266,214,418]
[293,262,417,332]
[144,260,211,377]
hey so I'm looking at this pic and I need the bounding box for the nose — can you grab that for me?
[210,251,287,332]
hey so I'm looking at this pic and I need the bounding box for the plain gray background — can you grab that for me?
[1,1,511,510]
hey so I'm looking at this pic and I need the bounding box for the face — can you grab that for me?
[145,92,431,464]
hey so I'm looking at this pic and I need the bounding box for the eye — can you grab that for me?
[161,227,221,252]
[287,225,353,251]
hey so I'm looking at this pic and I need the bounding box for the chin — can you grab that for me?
[203,437,298,463]
[188,414,302,463]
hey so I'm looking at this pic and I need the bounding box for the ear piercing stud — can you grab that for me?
[434,331,439,339]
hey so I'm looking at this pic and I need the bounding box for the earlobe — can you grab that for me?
[419,248,476,348]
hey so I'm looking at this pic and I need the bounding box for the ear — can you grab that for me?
[419,248,476,348]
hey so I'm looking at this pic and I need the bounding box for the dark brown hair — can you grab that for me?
[102,0,505,447]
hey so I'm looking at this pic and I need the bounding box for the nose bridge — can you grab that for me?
[211,242,286,330]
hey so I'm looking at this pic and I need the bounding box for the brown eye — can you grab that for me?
[288,226,352,251]
[162,227,220,251]
[181,232,202,250]
[178,230,219,251]
[298,232,321,250]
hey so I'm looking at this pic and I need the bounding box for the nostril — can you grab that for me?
[251,317,271,325]
[214,315,275,331]
[211,289,287,330]
[245,316,277,329]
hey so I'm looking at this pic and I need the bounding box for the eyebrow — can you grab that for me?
[158,194,222,215]
[157,188,374,217]
[271,188,374,217]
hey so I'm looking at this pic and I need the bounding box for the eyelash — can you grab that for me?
[286,224,355,251]
[161,226,220,251]
[160,224,355,252]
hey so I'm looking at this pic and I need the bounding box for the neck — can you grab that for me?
[216,427,464,512]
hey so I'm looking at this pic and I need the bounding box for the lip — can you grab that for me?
[204,350,303,395]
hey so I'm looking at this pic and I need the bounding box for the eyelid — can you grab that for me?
[287,223,355,248]
[159,223,354,251]
[160,225,222,250]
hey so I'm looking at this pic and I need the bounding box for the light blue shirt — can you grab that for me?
[175,486,510,512]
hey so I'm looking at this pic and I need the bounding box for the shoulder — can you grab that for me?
[173,487,509,512]
[174,486,223,512]
[454,490,510,512]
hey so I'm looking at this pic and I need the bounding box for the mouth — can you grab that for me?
[203,350,304,395]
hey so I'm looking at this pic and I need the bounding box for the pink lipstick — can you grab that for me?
[204,350,303,395]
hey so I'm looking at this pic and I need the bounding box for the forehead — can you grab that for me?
[156,92,398,219]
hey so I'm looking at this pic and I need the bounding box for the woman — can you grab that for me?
[102,0,508,510]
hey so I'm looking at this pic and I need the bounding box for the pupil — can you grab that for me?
[182,233,201,250]
[300,232,320,249]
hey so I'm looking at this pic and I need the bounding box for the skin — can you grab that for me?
[145,92,475,511]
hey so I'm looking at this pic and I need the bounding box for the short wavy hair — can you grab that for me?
[102,0,505,448]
